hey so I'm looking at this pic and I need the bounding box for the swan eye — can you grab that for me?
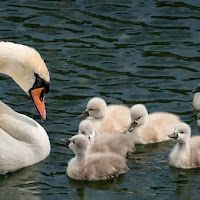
[34,72,38,78]
[40,89,45,102]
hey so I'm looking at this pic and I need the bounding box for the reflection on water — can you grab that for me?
[0,164,41,200]
[1,0,200,199]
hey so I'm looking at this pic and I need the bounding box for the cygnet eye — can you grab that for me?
[180,131,184,134]
[137,116,141,120]
[82,131,85,135]
[73,141,76,144]
[89,108,93,111]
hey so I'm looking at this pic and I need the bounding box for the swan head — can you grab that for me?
[128,104,148,132]
[78,120,96,140]
[168,122,191,144]
[79,97,107,119]
[63,135,90,155]
[0,42,50,120]
[28,72,49,121]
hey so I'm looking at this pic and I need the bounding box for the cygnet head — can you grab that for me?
[128,104,148,132]
[61,135,90,155]
[168,122,191,144]
[192,85,200,94]
[78,120,96,140]
[79,97,107,119]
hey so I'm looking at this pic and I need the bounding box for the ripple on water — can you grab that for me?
[1,0,200,199]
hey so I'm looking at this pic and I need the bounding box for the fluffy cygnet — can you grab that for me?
[168,122,200,169]
[192,85,200,110]
[78,120,136,157]
[197,113,200,127]
[127,104,181,144]
[61,134,129,181]
[79,97,131,134]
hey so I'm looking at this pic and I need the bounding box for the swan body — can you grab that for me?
[0,41,50,174]
[62,135,129,181]
[78,120,135,157]
[168,122,200,169]
[127,104,181,144]
[79,97,131,134]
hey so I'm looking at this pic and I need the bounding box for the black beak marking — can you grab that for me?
[168,132,178,139]
[192,85,200,93]
[79,111,89,118]
[60,139,70,147]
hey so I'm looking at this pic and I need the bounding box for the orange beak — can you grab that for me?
[30,87,46,121]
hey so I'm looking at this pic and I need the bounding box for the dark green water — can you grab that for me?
[1,0,200,199]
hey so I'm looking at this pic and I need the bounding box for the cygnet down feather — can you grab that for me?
[192,85,200,111]
[127,104,181,144]
[61,134,129,181]
[78,119,136,157]
[197,113,200,127]
[79,97,131,134]
[168,122,200,169]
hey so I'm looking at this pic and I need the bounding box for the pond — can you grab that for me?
[0,0,200,199]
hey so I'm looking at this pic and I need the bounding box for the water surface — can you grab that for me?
[1,0,200,199]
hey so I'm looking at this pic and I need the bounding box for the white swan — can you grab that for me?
[168,122,200,169]
[127,104,181,144]
[78,119,135,157]
[192,85,200,110]
[61,134,129,181]
[0,41,50,174]
[79,97,131,134]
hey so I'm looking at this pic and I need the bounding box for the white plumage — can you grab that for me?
[79,97,131,134]
[169,122,200,169]
[127,104,181,144]
[62,134,129,181]
[78,120,135,157]
[0,42,50,174]
[192,85,200,110]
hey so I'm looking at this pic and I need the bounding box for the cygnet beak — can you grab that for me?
[60,139,70,147]
[128,121,137,132]
[79,111,89,118]
[192,85,200,93]
[168,132,179,139]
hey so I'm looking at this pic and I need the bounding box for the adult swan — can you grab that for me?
[0,41,50,174]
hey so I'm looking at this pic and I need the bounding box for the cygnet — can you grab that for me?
[192,85,200,110]
[168,122,200,169]
[61,135,129,181]
[78,120,136,157]
[197,113,200,127]
[79,97,131,134]
[127,104,181,144]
